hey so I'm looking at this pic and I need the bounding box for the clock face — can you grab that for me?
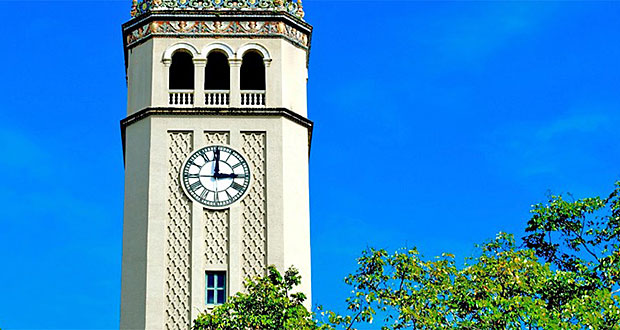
[181,145,251,209]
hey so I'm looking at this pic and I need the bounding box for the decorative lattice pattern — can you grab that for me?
[240,132,267,279]
[165,131,193,330]
[204,210,229,265]
[204,132,230,267]
[204,131,229,145]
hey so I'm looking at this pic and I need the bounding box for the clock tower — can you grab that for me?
[119,0,313,328]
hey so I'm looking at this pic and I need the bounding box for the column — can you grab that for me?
[263,59,272,107]
[229,58,242,107]
[194,58,206,106]
[162,59,171,106]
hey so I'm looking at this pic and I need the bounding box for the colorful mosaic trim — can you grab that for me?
[126,20,309,49]
[131,0,304,19]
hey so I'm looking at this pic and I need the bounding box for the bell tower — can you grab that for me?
[119,0,313,328]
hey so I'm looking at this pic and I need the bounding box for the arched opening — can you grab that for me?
[204,51,230,90]
[240,51,265,90]
[169,51,194,90]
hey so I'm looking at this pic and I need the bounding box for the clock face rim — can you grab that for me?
[180,144,252,210]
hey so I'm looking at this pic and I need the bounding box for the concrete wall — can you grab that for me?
[120,118,151,329]
[126,40,154,114]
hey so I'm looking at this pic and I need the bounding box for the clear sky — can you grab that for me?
[1,1,619,328]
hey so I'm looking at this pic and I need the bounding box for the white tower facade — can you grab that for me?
[119,1,313,328]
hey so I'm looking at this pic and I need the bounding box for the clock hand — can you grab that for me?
[214,147,220,176]
[214,172,244,179]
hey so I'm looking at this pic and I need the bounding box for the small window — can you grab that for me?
[206,271,226,305]
[240,51,265,90]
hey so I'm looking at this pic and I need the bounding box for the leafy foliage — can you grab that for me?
[524,182,620,292]
[193,266,319,330]
[318,182,620,329]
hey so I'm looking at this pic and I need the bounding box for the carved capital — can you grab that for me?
[228,59,242,67]
[193,58,207,67]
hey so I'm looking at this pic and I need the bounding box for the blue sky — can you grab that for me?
[1,1,619,328]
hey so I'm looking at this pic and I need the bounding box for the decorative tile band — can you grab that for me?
[126,20,309,49]
[131,0,305,19]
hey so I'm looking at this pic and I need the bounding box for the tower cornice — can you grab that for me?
[120,106,314,164]
[122,10,313,73]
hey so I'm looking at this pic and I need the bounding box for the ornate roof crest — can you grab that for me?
[130,0,305,20]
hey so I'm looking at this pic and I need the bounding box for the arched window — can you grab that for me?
[169,51,194,90]
[240,51,265,90]
[205,51,230,90]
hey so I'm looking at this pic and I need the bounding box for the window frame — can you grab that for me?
[205,271,227,306]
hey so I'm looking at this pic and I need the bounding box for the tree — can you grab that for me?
[193,266,319,330]
[319,182,620,329]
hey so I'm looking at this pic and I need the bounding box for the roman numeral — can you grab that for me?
[190,181,202,191]
[225,190,233,200]
[231,182,244,191]
[232,162,243,169]
[200,151,210,162]
[200,189,210,200]
[187,173,200,178]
